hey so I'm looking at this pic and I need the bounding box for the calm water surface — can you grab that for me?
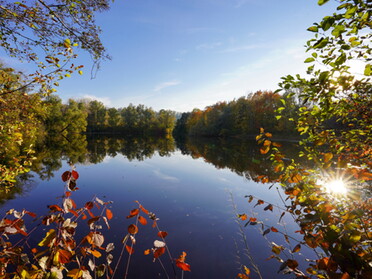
[2,136,313,278]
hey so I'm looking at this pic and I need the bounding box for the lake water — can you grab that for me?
[1,136,315,278]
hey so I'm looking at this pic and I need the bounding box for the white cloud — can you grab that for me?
[154,80,181,92]
[220,44,261,53]
[196,42,222,50]
[81,94,112,107]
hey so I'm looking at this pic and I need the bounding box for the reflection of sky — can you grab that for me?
[2,151,316,278]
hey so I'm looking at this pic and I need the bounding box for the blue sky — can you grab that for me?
[4,0,338,112]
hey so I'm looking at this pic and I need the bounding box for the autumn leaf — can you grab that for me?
[48,204,63,212]
[58,249,72,264]
[127,208,140,219]
[271,227,279,232]
[135,201,149,214]
[286,259,298,269]
[154,247,165,258]
[85,201,94,210]
[144,249,151,255]
[138,215,147,225]
[106,209,113,220]
[176,261,191,272]
[238,213,248,221]
[89,249,102,258]
[62,171,71,182]
[264,204,273,211]
[128,224,138,235]
[71,170,79,180]
[254,200,264,207]
[157,231,168,238]
[323,152,333,163]
[292,244,301,253]
[125,245,134,255]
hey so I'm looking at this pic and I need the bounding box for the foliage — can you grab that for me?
[174,91,298,138]
[0,65,46,188]
[0,0,111,95]
[237,0,371,278]
[0,166,190,278]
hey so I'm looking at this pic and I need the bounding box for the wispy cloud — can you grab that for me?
[154,80,181,92]
[196,42,222,50]
[81,94,112,107]
[234,0,254,8]
[220,44,260,53]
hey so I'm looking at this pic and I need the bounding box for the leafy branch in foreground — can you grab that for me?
[0,165,190,278]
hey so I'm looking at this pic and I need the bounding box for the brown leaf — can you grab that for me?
[128,224,138,235]
[157,231,168,238]
[264,204,273,211]
[292,244,301,253]
[85,202,94,210]
[286,259,298,269]
[61,171,71,182]
[58,249,72,264]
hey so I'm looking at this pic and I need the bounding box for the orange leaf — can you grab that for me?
[265,132,272,138]
[176,261,191,272]
[106,209,113,220]
[238,214,248,221]
[135,201,149,214]
[125,245,134,255]
[48,204,63,212]
[152,220,157,228]
[324,153,333,163]
[260,146,270,154]
[90,249,102,258]
[128,224,138,235]
[138,216,147,225]
[127,209,140,219]
[144,249,151,255]
[58,249,72,264]
[25,211,37,218]
[65,191,71,197]
[271,227,279,233]
[264,204,273,211]
[157,231,168,238]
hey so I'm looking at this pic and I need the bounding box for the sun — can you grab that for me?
[325,179,347,195]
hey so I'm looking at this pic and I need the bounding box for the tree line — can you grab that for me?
[173,90,299,138]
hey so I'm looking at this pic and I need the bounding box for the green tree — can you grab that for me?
[247,1,371,278]
[0,0,111,95]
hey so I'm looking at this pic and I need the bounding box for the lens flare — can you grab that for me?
[326,179,347,194]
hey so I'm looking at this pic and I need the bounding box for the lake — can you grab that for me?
[1,135,316,278]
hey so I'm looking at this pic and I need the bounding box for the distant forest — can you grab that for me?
[42,90,302,138]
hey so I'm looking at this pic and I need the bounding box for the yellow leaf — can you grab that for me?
[324,153,333,163]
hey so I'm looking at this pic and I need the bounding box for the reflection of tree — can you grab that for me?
[177,137,308,183]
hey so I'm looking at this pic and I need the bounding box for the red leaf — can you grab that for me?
[125,245,134,255]
[176,261,191,272]
[71,170,79,180]
[106,209,113,220]
[48,204,63,212]
[61,171,71,182]
[65,191,71,197]
[25,211,37,218]
[138,216,147,225]
[69,209,79,217]
[85,202,94,210]
[153,247,165,258]
[271,227,279,232]
[157,231,168,238]
[135,201,149,214]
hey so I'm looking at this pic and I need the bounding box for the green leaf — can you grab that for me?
[318,0,330,6]
[304,57,315,63]
[364,64,371,76]
[307,26,319,32]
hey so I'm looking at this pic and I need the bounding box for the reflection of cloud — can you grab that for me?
[81,94,111,107]
[154,80,181,92]
[153,170,179,182]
